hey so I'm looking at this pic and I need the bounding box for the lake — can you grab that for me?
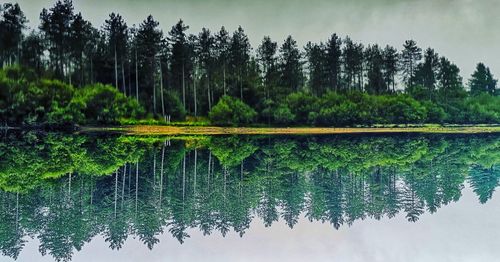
[1,132,499,262]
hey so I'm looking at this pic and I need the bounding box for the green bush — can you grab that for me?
[209,95,257,126]
[70,84,145,124]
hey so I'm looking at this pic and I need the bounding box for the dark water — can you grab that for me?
[0,132,499,262]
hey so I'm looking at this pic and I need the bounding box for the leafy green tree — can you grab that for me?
[208,95,256,126]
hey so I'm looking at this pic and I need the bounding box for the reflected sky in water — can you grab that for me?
[1,133,499,262]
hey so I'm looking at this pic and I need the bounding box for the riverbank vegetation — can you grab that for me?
[1,1,499,127]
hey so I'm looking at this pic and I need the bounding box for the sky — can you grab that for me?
[13,0,500,81]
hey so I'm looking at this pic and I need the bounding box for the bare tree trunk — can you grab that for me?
[207,75,212,110]
[160,59,165,119]
[135,162,139,218]
[122,61,126,95]
[114,46,118,90]
[135,49,139,102]
[223,65,226,96]
[160,145,165,208]
[182,62,186,110]
[194,69,197,117]
[114,170,118,218]
[194,149,197,194]
[153,58,157,115]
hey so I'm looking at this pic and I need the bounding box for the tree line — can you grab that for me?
[1,1,499,126]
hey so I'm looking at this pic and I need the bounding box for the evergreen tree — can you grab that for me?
[437,56,463,95]
[103,13,128,92]
[69,12,93,86]
[168,19,191,109]
[382,45,398,91]
[214,27,230,97]
[469,63,497,95]
[365,44,386,94]
[136,15,163,114]
[342,37,363,90]
[196,28,215,112]
[400,40,422,88]
[229,26,251,100]
[257,36,278,97]
[39,0,74,78]
[325,33,342,91]
[278,35,303,93]
[305,42,327,95]
[0,3,27,67]
[20,31,44,74]
[415,48,439,92]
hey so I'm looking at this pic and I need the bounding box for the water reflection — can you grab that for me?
[0,133,499,261]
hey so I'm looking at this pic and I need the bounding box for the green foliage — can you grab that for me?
[71,84,144,124]
[208,95,257,126]
[0,67,144,125]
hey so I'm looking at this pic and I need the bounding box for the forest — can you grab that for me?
[1,1,499,127]
[0,133,499,261]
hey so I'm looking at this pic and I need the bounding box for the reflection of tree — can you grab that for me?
[0,133,499,261]
[469,165,500,204]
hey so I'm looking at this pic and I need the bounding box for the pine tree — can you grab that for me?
[382,45,398,92]
[400,40,422,89]
[325,33,342,91]
[469,63,497,95]
[0,3,27,67]
[278,35,303,93]
[39,0,75,78]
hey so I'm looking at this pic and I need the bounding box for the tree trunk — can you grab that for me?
[135,49,139,102]
[182,62,186,110]
[160,59,165,119]
[122,61,126,95]
[114,46,118,90]
[194,69,197,117]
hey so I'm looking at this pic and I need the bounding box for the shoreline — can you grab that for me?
[79,125,500,135]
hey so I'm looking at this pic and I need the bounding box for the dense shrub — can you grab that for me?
[0,67,144,125]
[209,95,257,126]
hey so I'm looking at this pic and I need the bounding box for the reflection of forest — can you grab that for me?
[0,133,499,261]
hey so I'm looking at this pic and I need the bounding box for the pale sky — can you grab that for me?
[13,0,500,81]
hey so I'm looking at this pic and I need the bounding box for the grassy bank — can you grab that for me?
[80,125,500,135]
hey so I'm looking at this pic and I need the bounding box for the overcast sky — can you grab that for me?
[13,0,500,80]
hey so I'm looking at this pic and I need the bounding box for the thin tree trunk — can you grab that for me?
[160,59,165,119]
[207,75,212,110]
[135,162,139,218]
[114,46,118,89]
[153,58,157,115]
[194,69,197,117]
[160,145,165,208]
[122,61,126,95]
[223,65,226,95]
[135,49,139,102]
[182,62,186,110]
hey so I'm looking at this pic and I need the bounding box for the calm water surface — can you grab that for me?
[0,132,499,262]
